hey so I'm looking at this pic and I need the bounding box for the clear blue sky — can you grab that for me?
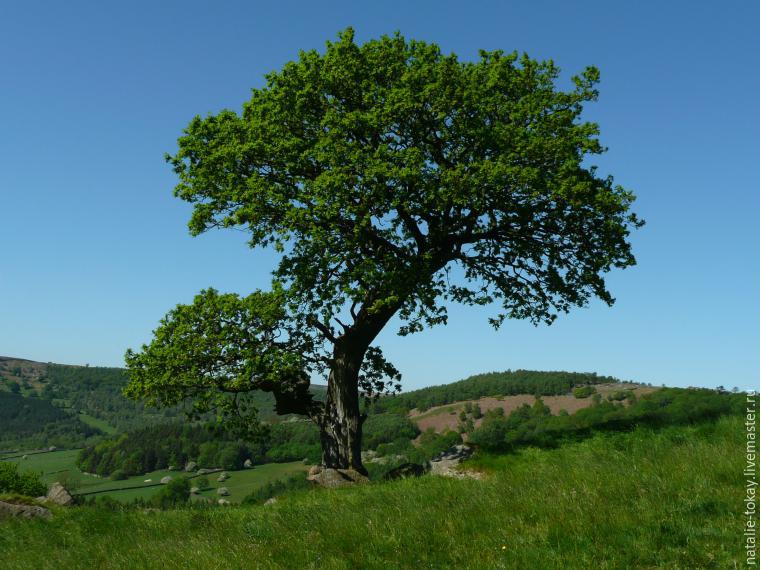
[1,1,757,391]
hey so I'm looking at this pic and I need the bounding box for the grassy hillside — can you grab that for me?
[0,415,740,568]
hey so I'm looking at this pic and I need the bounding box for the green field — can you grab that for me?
[76,413,118,435]
[3,449,307,503]
[0,415,741,568]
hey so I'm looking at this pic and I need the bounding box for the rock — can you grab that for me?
[383,462,427,481]
[308,465,322,477]
[160,476,172,484]
[264,497,277,505]
[218,499,230,506]
[243,459,253,468]
[217,472,229,482]
[0,500,52,520]
[197,468,218,475]
[144,479,152,483]
[167,465,175,471]
[307,468,369,488]
[361,450,378,462]
[21,455,27,460]
[217,487,230,496]
[35,496,47,502]
[48,446,57,452]
[184,461,197,472]
[46,482,73,506]
[190,487,200,495]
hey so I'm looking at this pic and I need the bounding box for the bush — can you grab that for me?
[110,469,128,481]
[151,476,190,509]
[572,386,597,399]
[0,462,47,497]
[362,413,420,450]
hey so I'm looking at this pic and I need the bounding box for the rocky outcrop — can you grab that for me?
[429,445,481,479]
[382,462,427,480]
[306,466,369,488]
[0,500,51,519]
[46,482,73,506]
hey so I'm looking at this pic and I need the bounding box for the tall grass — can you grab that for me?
[0,416,741,569]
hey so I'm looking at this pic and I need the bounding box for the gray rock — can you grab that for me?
[264,497,277,505]
[243,459,253,468]
[48,446,57,452]
[167,465,175,471]
[46,482,73,506]
[307,467,369,488]
[0,500,51,520]
[217,472,229,482]
[217,487,230,496]
[218,499,230,506]
[160,476,172,484]
[184,461,197,472]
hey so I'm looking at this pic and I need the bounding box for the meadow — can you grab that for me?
[4,450,306,503]
[0,415,741,569]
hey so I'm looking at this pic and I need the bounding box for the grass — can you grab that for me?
[76,413,118,435]
[0,415,742,569]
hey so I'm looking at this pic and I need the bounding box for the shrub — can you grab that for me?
[573,386,597,399]
[151,476,190,509]
[110,469,128,481]
[0,462,47,497]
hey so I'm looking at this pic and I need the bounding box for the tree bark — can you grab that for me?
[318,341,367,474]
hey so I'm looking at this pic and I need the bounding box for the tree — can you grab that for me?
[124,29,642,474]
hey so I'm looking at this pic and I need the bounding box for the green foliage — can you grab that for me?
[151,476,190,509]
[469,388,743,453]
[0,462,47,497]
[362,413,420,450]
[572,386,597,399]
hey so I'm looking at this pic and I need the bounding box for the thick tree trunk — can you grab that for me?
[318,346,366,474]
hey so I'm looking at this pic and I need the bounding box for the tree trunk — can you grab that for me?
[318,341,367,474]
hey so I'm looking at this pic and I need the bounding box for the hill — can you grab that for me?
[0,414,742,568]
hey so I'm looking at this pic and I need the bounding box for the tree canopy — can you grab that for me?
[125,29,642,468]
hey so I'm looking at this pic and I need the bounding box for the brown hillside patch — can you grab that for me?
[0,357,48,392]
[410,383,658,435]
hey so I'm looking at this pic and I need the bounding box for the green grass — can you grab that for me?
[0,415,742,568]
[76,413,118,435]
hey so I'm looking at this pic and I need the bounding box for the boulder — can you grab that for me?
[217,487,230,496]
[167,465,175,471]
[307,467,369,488]
[48,446,57,452]
[218,499,230,506]
[383,462,427,481]
[184,461,197,472]
[264,497,277,505]
[217,472,229,482]
[144,479,152,483]
[160,476,172,484]
[243,459,253,468]
[0,500,51,520]
[46,482,73,506]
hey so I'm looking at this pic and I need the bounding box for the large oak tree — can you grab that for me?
[125,29,643,474]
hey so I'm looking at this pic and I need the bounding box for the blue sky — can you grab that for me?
[1,1,757,391]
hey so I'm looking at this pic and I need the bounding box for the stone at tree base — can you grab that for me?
[243,459,253,468]
[0,500,51,520]
[184,461,197,472]
[46,482,73,506]
[217,487,230,496]
[383,462,427,481]
[306,467,369,488]
[160,476,172,484]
